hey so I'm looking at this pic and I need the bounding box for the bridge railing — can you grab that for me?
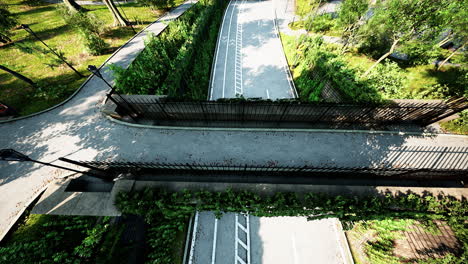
[107,95,467,127]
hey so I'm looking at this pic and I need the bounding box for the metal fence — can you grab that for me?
[109,95,467,127]
[77,160,468,181]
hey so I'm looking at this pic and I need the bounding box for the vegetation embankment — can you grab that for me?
[1,190,465,263]
[0,0,182,116]
[284,0,467,132]
[0,214,127,263]
[116,188,468,264]
[112,0,228,100]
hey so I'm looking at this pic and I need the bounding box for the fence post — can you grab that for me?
[107,93,138,122]
[279,103,289,122]
[200,101,208,121]
[155,99,170,120]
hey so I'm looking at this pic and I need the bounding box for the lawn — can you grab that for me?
[0,0,182,116]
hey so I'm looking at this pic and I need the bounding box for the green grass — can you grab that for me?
[440,111,468,135]
[347,219,463,264]
[0,0,183,116]
[295,0,317,17]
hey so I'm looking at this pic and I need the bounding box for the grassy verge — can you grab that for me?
[0,0,183,116]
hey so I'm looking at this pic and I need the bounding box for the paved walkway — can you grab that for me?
[0,0,467,242]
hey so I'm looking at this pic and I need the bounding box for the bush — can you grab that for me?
[305,14,334,33]
[364,61,408,99]
[356,21,391,59]
[113,0,228,99]
[80,30,108,55]
[21,0,43,6]
[137,0,175,10]
[292,35,382,103]
[57,5,108,55]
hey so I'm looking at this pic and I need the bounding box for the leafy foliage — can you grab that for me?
[305,14,335,33]
[137,0,176,10]
[288,35,382,103]
[440,110,468,135]
[364,62,408,99]
[337,0,368,51]
[0,215,112,263]
[112,0,227,99]
[0,3,17,43]
[57,4,108,55]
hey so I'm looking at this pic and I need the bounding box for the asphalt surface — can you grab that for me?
[189,211,351,264]
[210,0,296,100]
[1,0,467,244]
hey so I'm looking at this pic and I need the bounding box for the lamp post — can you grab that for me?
[20,24,85,78]
[0,149,109,181]
[87,65,139,121]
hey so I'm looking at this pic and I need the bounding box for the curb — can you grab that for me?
[103,113,468,137]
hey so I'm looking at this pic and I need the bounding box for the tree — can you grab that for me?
[0,65,36,87]
[437,0,467,69]
[337,0,369,53]
[362,0,449,76]
[102,0,130,27]
[0,3,17,44]
[62,0,85,13]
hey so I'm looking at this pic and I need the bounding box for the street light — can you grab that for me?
[20,24,85,78]
[0,149,109,181]
[87,65,139,121]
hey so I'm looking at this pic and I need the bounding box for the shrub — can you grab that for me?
[57,5,108,55]
[21,0,43,6]
[137,0,175,10]
[356,21,391,59]
[0,3,17,43]
[364,61,408,99]
[292,35,382,103]
[305,14,334,33]
[80,30,108,55]
[399,41,442,66]
[112,0,227,99]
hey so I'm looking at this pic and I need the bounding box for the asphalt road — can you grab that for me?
[189,211,352,264]
[210,0,296,100]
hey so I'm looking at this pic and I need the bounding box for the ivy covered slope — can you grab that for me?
[116,189,468,264]
[112,0,228,99]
